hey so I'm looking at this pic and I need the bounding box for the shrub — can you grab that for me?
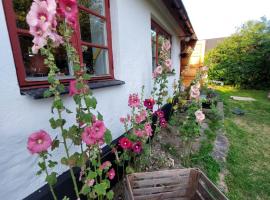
[205,17,270,89]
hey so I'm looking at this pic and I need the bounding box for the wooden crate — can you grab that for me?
[124,168,228,200]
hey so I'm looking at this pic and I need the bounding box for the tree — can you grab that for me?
[205,17,270,89]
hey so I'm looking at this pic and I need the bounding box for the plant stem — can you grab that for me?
[42,156,58,200]
[57,110,80,199]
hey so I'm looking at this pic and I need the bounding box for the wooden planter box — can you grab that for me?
[124,168,228,200]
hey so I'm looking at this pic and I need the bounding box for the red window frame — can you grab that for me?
[3,0,114,89]
[151,19,172,68]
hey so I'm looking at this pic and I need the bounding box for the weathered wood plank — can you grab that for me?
[130,169,191,180]
[134,190,188,200]
[133,184,187,196]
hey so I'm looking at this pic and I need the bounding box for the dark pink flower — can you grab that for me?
[100,161,112,170]
[144,123,152,137]
[155,110,164,118]
[58,0,78,28]
[107,168,115,180]
[69,80,89,96]
[119,137,132,150]
[91,120,106,139]
[27,130,52,154]
[132,142,142,154]
[160,118,167,128]
[144,98,155,110]
[128,93,140,108]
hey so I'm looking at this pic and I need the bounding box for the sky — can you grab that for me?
[182,0,270,40]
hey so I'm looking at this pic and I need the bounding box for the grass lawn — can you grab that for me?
[215,86,270,200]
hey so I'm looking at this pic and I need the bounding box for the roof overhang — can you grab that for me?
[162,0,197,41]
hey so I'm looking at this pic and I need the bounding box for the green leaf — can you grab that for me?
[65,108,73,114]
[51,139,59,151]
[81,184,90,195]
[87,171,97,179]
[106,190,114,200]
[61,157,68,165]
[73,65,81,71]
[38,162,46,171]
[48,160,58,168]
[94,183,107,196]
[62,196,70,200]
[56,119,66,127]
[46,172,57,186]
[76,82,84,90]
[49,118,57,129]
[36,169,43,176]
[43,90,52,98]
[104,129,112,144]
[85,97,97,109]
[97,112,103,120]
[82,73,91,80]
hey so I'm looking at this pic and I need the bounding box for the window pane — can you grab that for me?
[18,35,71,79]
[82,46,109,76]
[158,34,171,65]
[151,29,157,69]
[13,0,32,29]
[79,10,107,45]
[79,0,105,16]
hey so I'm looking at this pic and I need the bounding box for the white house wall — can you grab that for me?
[0,0,182,199]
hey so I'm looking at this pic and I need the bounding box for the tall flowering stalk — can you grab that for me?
[26,0,114,199]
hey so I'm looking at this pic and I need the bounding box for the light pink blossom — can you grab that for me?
[128,93,140,108]
[190,85,200,99]
[27,130,52,154]
[162,40,171,51]
[81,121,106,146]
[120,117,126,124]
[100,161,112,170]
[165,59,172,68]
[144,123,152,137]
[134,129,144,137]
[195,110,205,124]
[85,179,95,187]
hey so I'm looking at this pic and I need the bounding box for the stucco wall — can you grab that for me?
[0,0,181,199]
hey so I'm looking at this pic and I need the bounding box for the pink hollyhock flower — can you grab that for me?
[140,110,147,120]
[135,114,143,124]
[107,168,115,180]
[162,40,171,51]
[160,118,167,128]
[190,85,200,99]
[27,130,52,154]
[165,59,172,68]
[201,66,209,71]
[119,137,132,149]
[81,127,96,145]
[26,0,55,27]
[85,179,95,187]
[144,98,155,110]
[120,117,126,124]
[92,115,97,123]
[128,93,140,108]
[155,110,164,118]
[195,110,205,124]
[58,0,78,28]
[154,66,162,76]
[127,114,131,121]
[100,161,112,170]
[91,120,106,139]
[134,129,144,137]
[69,80,79,96]
[144,123,152,137]
[133,142,142,154]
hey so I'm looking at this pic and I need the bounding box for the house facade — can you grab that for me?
[0,0,196,199]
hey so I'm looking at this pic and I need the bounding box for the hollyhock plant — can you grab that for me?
[27,130,52,154]
[128,93,140,108]
[195,110,205,124]
[153,66,162,78]
[107,168,115,180]
[190,85,200,99]
[160,118,167,128]
[57,0,78,28]
[133,142,142,154]
[119,137,133,150]
[134,129,144,137]
[144,123,152,137]
[100,161,112,170]
[155,109,164,118]
[144,98,155,110]
[162,40,171,51]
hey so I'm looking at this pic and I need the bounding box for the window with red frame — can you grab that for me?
[151,19,172,71]
[3,0,114,88]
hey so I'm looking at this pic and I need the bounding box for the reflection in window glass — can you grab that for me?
[18,35,70,78]
[79,0,105,16]
[82,46,109,76]
[151,29,157,70]
[79,10,107,45]
[13,0,32,29]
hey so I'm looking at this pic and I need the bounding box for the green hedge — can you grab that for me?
[205,17,270,89]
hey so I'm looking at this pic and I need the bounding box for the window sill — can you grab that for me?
[20,79,125,99]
